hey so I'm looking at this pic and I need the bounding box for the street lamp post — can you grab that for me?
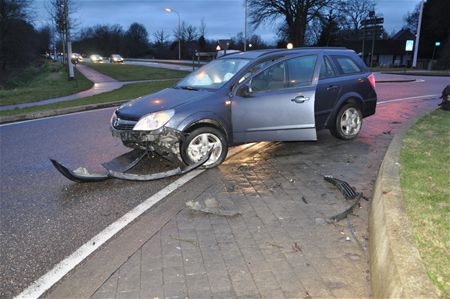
[165,8,181,60]
[412,0,425,68]
[244,0,247,51]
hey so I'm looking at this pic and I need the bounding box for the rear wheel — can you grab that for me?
[330,103,363,140]
[181,127,228,168]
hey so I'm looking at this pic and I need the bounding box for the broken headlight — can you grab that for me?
[133,110,174,131]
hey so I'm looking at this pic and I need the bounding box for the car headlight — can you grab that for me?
[133,110,174,131]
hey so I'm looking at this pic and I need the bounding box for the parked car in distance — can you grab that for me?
[71,53,83,64]
[111,48,377,167]
[90,54,104,63]
[109,54,124,63]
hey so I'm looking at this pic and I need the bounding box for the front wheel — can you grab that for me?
[181,127,228,168]
[330,103,363,140]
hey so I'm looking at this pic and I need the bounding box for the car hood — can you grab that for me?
[115,87,211,121]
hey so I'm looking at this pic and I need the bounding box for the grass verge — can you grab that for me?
[0,62,93,106]
[85,63,188,81]
[0,80,177,118]
[400,109,450,297]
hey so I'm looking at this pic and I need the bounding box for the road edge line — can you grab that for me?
[14,143,257,299]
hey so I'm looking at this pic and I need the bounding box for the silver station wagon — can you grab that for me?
[111,48,377,167]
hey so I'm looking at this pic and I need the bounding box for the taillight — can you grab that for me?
[368,73,376,89]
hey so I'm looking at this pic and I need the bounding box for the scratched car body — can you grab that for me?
[111,48,377,167]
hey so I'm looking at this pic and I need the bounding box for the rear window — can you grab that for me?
[332,55,362,74]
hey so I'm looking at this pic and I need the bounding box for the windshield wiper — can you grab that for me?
[177,86,199,91]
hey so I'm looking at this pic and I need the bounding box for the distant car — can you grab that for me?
[111,48,377,167]
[109,54,124,63]
[71,53,83,64]
[90,54,104,63]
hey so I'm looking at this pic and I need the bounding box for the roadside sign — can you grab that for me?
[405,40,414,51]
[435,42,441,46]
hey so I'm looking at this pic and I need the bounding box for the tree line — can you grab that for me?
[1,0,448,78]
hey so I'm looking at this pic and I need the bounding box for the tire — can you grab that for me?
[330,103,363,140]
[180,127,228,168]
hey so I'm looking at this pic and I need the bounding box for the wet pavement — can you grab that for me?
[0,74,448,298]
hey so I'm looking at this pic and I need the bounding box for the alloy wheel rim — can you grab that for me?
[187,133,222,166]
[340,107,361,136]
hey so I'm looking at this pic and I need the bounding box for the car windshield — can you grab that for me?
[176,58,250,90]
[112,55,121,58]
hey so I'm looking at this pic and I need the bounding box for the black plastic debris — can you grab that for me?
[324,175,361,200]
[326,197,361,224]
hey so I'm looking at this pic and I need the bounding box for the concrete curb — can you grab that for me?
[0,101,127,124]
[369,108,440,298]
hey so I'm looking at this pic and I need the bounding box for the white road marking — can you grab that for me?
[377,94,439,105]
[14,142,257,299]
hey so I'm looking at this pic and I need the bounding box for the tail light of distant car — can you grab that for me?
[368,73,376,89]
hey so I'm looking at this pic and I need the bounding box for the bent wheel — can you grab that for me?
[181,127,228,168]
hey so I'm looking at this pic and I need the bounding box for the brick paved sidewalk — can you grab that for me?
[92,133,382,299]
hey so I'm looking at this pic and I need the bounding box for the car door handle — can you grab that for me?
[327,85,339,91]
[291,96,310,104]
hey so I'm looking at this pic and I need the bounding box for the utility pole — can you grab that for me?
[244,0,247,51]
[412,0,425,68]
[63,0,74,79]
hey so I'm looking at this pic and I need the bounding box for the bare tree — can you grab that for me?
[199,18,207,37]
[48,0,76,63]
[403,4,420,34]
[248,0,331,46]
[153,29,169,47]
[338,0,375,33]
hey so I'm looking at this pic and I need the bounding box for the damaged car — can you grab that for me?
[111,48,377,168]
[52,48,376,183]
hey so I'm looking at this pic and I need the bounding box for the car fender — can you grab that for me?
[325,92,365,128]
[175,112,231,141]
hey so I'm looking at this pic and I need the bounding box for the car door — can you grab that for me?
[231,54,320,143]
[315,55,340,129]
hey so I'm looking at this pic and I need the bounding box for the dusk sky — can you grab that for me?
[32,0,421,43]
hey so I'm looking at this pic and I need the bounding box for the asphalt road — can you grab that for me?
[0,74,448,298]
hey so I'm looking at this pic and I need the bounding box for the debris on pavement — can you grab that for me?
[326,196,361,224]
[304,290,312,299]
[266,241,284,249]
[382,130,392,135]
[169,235,199,247]
[302,196,308,204]
[324,175,361,200]
[186,197,240,217]
[292,242,302,252]
[51,148,212,183]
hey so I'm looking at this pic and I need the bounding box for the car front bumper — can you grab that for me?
[110,124,184,158]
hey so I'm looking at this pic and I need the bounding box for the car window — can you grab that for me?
[319,56,336,79]
[286,55,317,87]
[332,55,362,74]
[251,61,287,92]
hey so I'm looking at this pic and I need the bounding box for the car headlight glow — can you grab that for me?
[133,109,174,131]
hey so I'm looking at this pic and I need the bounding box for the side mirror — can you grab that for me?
[237,82,253,97]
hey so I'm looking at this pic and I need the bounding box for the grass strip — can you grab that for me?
[0,62,93,106]
[85,63,189,81]
[0,80,177,118]
[400,109,450,297]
